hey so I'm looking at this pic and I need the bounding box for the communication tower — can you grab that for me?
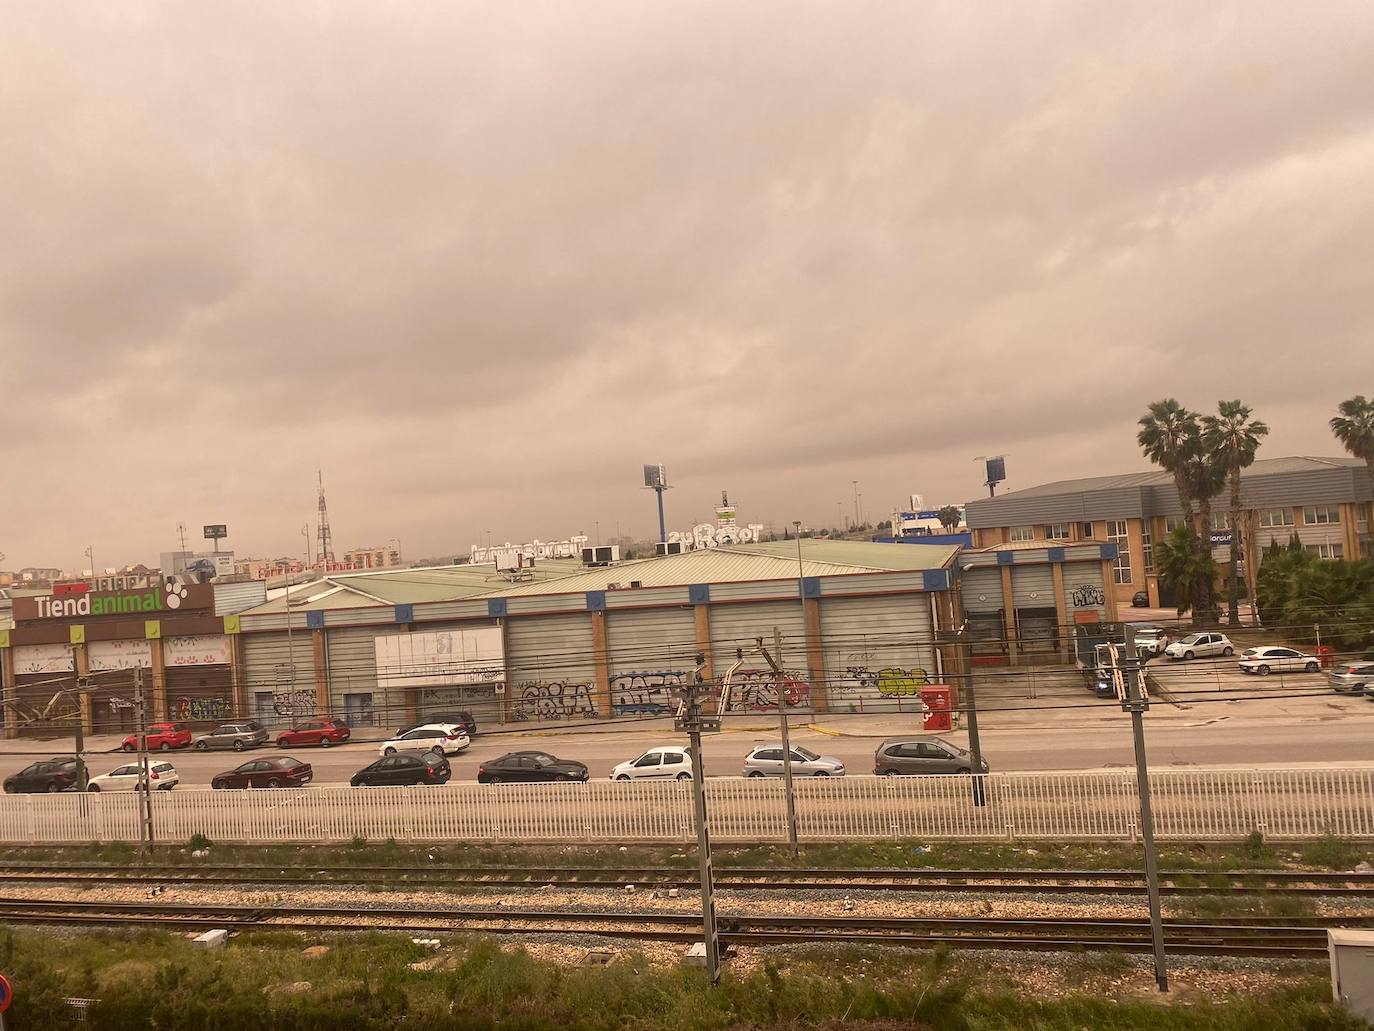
[316,471,335,563]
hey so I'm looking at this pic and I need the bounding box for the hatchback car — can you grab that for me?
[1330,663,1374,694]
[1131,591,1150,608]
[742,745,846,778]
[194,721,268,752]
[1132,627,1168,656]
[378,723,469,756]
[87,760,179,791]
[121,722,192,752]
[276,717,350,749]
[211,756,314,789]
[610,746,693,781]
[3,757,83,794]
[874,737,989,776]
[1163,633,1234,661]
[477,751,588,783]
[397,711,478,739]
[351,753,451,787]
[1237,647,1321,675]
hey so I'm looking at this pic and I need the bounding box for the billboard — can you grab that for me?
[374,627,505,689]
[985,456,1007,486]
[643,463,667,488]
[203,524,228,541]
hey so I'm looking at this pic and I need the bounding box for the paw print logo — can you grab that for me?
[165,582,189,609]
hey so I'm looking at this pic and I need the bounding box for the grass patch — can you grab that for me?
[1168,893,1317,921]
[1300,834,1364,870]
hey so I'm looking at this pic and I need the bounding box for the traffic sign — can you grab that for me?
[0,970,12,1012]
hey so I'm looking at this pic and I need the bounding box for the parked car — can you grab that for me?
[1238,646,1321,676]
[609,746,693,781]
[351,753,451,787]
[1132,627,1168,656]
[211,756,314,789]
[194,721,268,752]
[1163,633,1234,661]
[378,723,469,756]
[87,760,179,791]
[3,757,83,794]
[276,717,351,749]
[397,711,478,739]
[1330,663,1374,694]
[873,736,989,776]
[1131,591,1150,608]
[120,722,192,752]
[477,751,588,784]
[742,745,846,778]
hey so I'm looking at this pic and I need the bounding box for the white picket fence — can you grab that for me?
[3,768,1374,845]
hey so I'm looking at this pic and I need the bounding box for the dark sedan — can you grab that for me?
[351,753,451,787]
[211,756,314,789]
[477,751,588,784]
[3,757,83,794]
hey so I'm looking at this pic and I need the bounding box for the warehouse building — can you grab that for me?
[963,457,1373,609]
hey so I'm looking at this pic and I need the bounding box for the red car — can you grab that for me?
[121,722,192,753]
[276,717,350,749]
[211,756,314,789]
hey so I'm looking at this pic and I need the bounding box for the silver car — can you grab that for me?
[193,721,269,752]
[1329,662,1374,694]
[742,745,845,778]
[874,736,989,776]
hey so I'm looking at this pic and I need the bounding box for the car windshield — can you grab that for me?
[793,746,820,761]
[1180,635,1204,644]
[422,753,445,766]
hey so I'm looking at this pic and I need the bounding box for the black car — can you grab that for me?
[398,711,477,739]
[351,753,452,787]
[477,751,588,784]
[1131,591,1150,608]
[3,756,83,794]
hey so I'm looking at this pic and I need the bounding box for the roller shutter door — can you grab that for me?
[241,632,317,728]
[960,567,1004,614]
[1011,566,1059,656]
[822,594,934,714]
[1011,566,1054,607]
[709,601,808,713]
[326,625,385,727]
[1064,562,1107,620]
[606,606,699,717]
[505,612,599,721]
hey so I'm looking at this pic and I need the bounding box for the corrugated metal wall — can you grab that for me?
[960,567,1004,614]
[822,594,934,713]
[709,601,808,712]
[213,581,268,615]
[241,632,317,727]
[605,606,699,718]
[1063,562,1107,619]
[326,625,386,726]
[505,613,599,722]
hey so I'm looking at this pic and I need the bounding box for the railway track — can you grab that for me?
[0,896,1349,956]
[2,863,1372,896]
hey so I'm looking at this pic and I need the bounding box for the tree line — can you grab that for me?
[1138,395,1374,629]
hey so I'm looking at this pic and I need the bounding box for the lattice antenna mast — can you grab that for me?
[316,470,334,564]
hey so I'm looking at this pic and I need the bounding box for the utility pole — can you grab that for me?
[73,677,89,791]
[674,655,720,982]
[851,480,860,529]
[1117,635,1167,992]
[757,629,799,857]
[939,622,985,806]
[135,669,155,852]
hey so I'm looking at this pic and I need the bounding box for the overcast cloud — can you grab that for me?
[3,2,1373,570]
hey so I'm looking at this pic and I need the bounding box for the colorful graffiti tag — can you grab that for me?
[846,666,929,697]
[610,671,684,716]
[172,696,230,722]
[725,669,810,711]
[513,680,599,721]
[272,688,317,718]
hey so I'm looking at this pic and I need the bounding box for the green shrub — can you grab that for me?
[1301,835,1363,871]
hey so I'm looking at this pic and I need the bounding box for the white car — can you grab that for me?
[1238,647,1321,676]
[1132,627,1168,656]
[610,746,694,781]
[87,760,179,792]
[1163,632,1234,661]
[378,723,470,756]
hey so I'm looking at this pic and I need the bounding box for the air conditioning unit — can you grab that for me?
[656,541,684,556]
[493,548,525,573]
[580,546,620,567]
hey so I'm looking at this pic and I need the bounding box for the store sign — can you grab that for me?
[471,536,589,564]
[13,582,213,622]
[667,522,765,550]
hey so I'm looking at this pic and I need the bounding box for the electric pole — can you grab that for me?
[135,669,155,851]
[757,630,800,857]
[674,655,720,983]
[73,677,89,791]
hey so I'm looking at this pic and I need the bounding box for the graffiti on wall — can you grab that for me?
[272,689,317,717]
[513,680,599,721]
[1071,584,1105,608]
[827,666,931,713]
[172,696,229,722]
[725,669,810,711]
[846,666,929,697]
[610,671,684,716]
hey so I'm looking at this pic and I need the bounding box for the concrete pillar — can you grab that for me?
[1101,560,1120,622]
[1340,503,1361,559]
[1051,561,1069,661]
[149,634,167,721]
[2,640,16,739]
[228,633,245,724]
[590,611,611,719]
[312,629,329,715]
[694,604,713,682]
[498,618,513,725]
[803,596,828,715]
[999,564,1018,665]
[1126,518,1148,604]
[74,641,94,736]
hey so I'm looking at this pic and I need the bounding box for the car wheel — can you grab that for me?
[319,738,331,748]
[489,775,502,784]
[266,778,282,789]
[122,743,135,752]
[277,738,289,748]
[87,784,100,792]
[2,784,14,794]
[1305,661,1320,673]
[746,770,765,778]
[195,741,208,751]
[1223,647,1234,657]
[383,747,397,756]
[813,771,830,777]
[430,745,444,756]
[676,772,691,781]
[1183,651,1194,661]
[881,769,900,777]
[615,774,631,782]
[1258,665,1271,676]
[47,783,62,793]
[233,741,244,752]
[212,780,225,790]
[956,768,972,775]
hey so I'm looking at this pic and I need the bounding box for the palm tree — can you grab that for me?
[1331,396,1374,539]
[1138,400,1208,621]
[937,505,962,532]
[1155,527,1216,619]
[1202,401,1269,627]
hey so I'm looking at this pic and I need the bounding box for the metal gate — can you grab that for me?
[505,612,599,722]
[822,594,934,713]
[605,606,698,718]
[240,632,317,724]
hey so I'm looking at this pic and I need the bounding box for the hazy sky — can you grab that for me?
[4,3,1373,571]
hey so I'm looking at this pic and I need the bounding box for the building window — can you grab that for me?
[1079,521,1095,539]
[1211,512,1233,530]
[1259,508,1295,528]
[1107,520,1132,584]
[1141,523,1155,574]
[1164,516,1187,534]
[1009,526,1035,542]
[1044,523,1070,541]
[1303,506,1341,525]
[1305,542,1344,560]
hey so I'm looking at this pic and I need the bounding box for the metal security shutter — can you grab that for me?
[165,665,233,726]
[822,594,934,714]
[606,606,699,717]
[241,632,317,727]
[505,612,599,722]
[709,601,808,712]
[326,625,385,727]
[1063,562,1107,619]
[1011,566,1054,607]
[960,567,1004,614]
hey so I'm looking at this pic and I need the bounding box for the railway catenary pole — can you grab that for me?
[1119,634,1167,992]
[676,655,721,982]
[135,669,155,851]
[757,629,800,858]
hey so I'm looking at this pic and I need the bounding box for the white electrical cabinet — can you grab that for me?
[1329,929,1374,1020]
